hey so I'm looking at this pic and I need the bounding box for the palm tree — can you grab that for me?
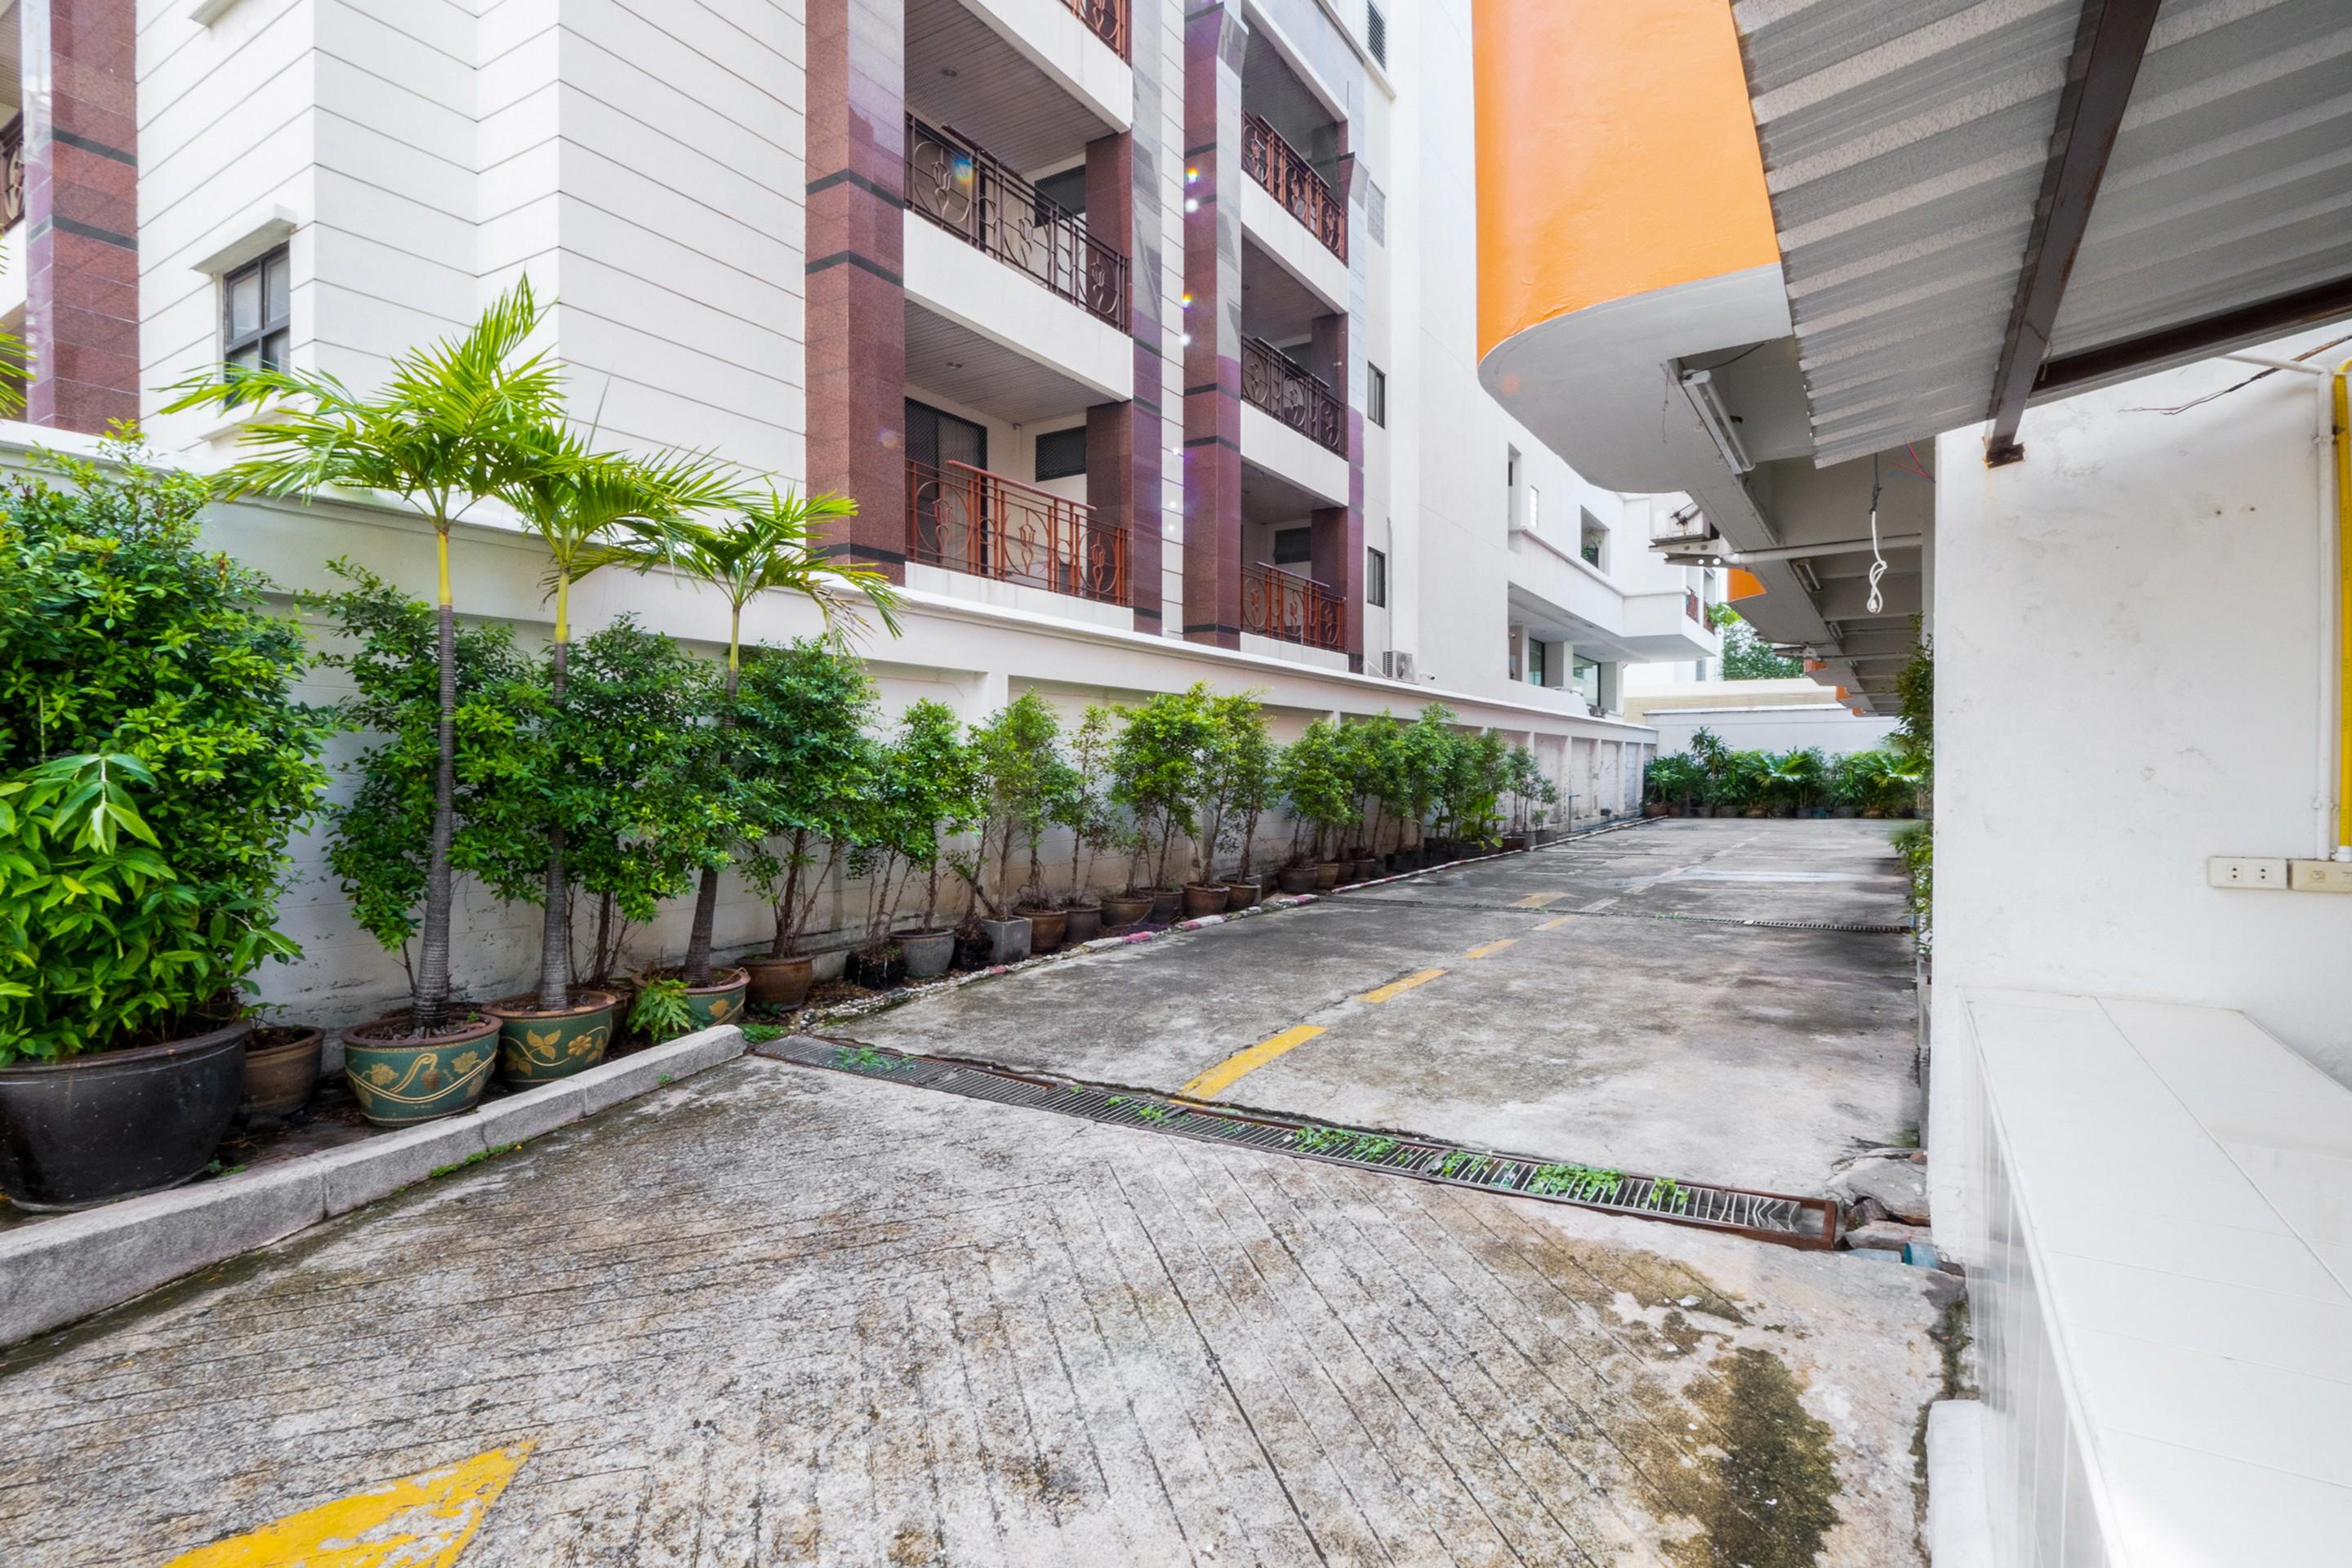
[163,282,563,1032]
[659,489,901,984]
[499,425,752,1011]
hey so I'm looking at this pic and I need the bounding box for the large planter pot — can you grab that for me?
[484,990,617,1087]
[344,1012,500,1129]
[849,948,906,989]
[1182,883,1231,918]
[1314,862,1343,889]
[1222,877,1262,911]
[900,929,956,978]
[1145,889,1182,924]
[1502,835,1530,853]
[1277,865,1319,895]
[978,915,1032,964]
[242,1025,323,1121]
[1102,893,1153,929]
[1349,857,1383,883]
[1017,906,1067,952]
[0,1020,249,1210]
[680,969,751,1028]
[742,954,815,1009]
[1062,904,1103,944]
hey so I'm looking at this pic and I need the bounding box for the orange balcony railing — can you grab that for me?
[1241,113,1345,261]
[1241,562,1343,650]
[907,459,1129,607]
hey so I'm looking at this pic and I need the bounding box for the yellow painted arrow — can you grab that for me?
[163,1441,534,1568]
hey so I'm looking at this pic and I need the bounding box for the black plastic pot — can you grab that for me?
[848,949,906,990]
[0,1020,249,1210]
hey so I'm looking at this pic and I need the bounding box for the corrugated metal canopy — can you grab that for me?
[1734,0,2352,466]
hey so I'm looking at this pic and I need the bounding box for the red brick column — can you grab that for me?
[1180,2,1247,649]
[804,0,908,579]
[19,0,140,434]
[1087,130,1162,631]
[1310,241,1365,670]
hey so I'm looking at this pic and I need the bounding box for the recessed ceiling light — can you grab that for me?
[941,65,959,78]
[945,360,963,369]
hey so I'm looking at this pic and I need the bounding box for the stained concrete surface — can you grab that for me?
[0,1060,1948,1566]
[848,820,1921,1193]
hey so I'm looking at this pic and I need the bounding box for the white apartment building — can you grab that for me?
[0,0,1713,1019]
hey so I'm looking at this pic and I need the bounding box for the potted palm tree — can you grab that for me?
[164,284,562,1120]
[652,490,900,1022]
[0,447,329,1206]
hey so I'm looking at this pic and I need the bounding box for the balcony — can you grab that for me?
[1241,337,1344,455]
[1241,562,1343,651]
[906,458,1129,607]
[1242,114,1344,262]
[2,116,22,238]
[906,116,1128,332]
[1059,0,1128,59]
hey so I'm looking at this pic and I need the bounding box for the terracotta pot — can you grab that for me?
[1182,883,1230,918]
[484,990,617,1087]
[1315,862,1343,889]
[900,929,955,978]
[1146,889,1182,924]
[1062,905,1103,944]
[1278,865,1319,894]
[742,954,815,1008]
[242,1025,323,1120]
[1222,877,1262,910]
[1350,857,1383,883]
[1102,893,1153,928]
[0,1020,250,1210]
[343,1011,501,1129]
[1016,906,1067,952]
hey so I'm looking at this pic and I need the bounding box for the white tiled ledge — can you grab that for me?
[1964,987,2352,1566]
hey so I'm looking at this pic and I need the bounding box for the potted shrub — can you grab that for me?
[656,490,900,1022]
[971,692,1080,951]
[0,445,329,1205]
[313,565,544,1124]
[1686,727,1732,816]
[1278,718,1356,889]
[1401,705,1461,858]
[1057,705,1118,941]
[1210,693,1276,908]
[890,701,987,974]
[1111,684,1217,920]
[1646,754,1702,816]
[1339,712,1401,877]
[1502,742,1544,849]
[729,639,880,1003]
[167,287,569,1121]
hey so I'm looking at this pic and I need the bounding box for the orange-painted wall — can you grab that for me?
[1473,0,1780,361]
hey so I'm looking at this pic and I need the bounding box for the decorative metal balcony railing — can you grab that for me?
[907,458,1129,608]
[1061,0,1129,59]
[1241,113,1345,261]
[905,116,1129,332]
[1241,337,1346,454]
[2,117,24,236]
[1242,562,1343,650]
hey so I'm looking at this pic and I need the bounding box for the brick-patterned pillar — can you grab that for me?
[19,0,140,434]
[1086,127,1162,632]
[804,0,907,579]
[1308,180,1365,671]
[1181,1,1248,649]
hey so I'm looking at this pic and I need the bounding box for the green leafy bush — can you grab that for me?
[1111,684,1218,889]
[734,638,880,957]
[1276,718,1357,863]
[0,447,330,1062]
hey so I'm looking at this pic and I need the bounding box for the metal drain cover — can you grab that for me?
[749,1035,1839,1250]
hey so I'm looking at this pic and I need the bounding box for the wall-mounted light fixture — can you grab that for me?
[1678,368,1753,475]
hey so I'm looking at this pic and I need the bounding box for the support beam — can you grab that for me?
[2036,274,2352,397]
[1983,0,2162,467]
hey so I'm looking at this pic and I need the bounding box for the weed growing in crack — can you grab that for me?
[1646,1177,1692,1214]
[1526,1162,1624,1201]
[831,1046,913,1072]
[1134,1102,1181,1125]
[1434,1149,1486,1180]
[1291,1125,1397,1161]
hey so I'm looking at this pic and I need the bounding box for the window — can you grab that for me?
[1366,363,1387,427]
[1527,639,1547,687]
[1579,508,1609,571]
[1035,426,1087,482]
[223,247,292,373]
[1272,527,1312,566]
[1527,486,1540,535]
[1365,546,1387,607]
[1366,2,1387,65]
[1366,179,1388,245]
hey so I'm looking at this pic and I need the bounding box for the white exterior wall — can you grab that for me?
[1930,327,2352,1246]
[1644,706,1897,757]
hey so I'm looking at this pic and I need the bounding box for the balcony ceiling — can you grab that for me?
[1736,0,2352,466]
[1239,458,1326,526]
[906,0,1120,174]
[905,299,1108,424]
[1241,237,1333,345]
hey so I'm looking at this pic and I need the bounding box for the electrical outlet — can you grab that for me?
[2208,857,2290,889]
[2289,859,2352,893]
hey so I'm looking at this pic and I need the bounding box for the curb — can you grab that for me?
[0,1024,746,1351]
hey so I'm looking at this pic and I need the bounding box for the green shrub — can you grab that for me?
[0,445,330,1062]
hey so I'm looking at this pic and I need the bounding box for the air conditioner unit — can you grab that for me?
[1382,650,1415,682]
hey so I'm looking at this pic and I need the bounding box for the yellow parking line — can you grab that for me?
[1508,891,1564,908]
[1179,1024,1327,1098]
[1356,968,1448,1004]
[163,1441,534,1567]
[1466,938,1517,959]
[1534,915,1578,931]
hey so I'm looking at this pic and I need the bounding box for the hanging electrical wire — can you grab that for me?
[1866,452,1888,616]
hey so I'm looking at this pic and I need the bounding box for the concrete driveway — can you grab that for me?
[844,818,1922,1194]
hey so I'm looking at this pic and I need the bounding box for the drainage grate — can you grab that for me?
[750,1036,1838,1250]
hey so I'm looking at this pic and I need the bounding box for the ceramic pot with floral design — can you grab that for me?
[484,991,617,1087]
[342,1013,500,1127]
